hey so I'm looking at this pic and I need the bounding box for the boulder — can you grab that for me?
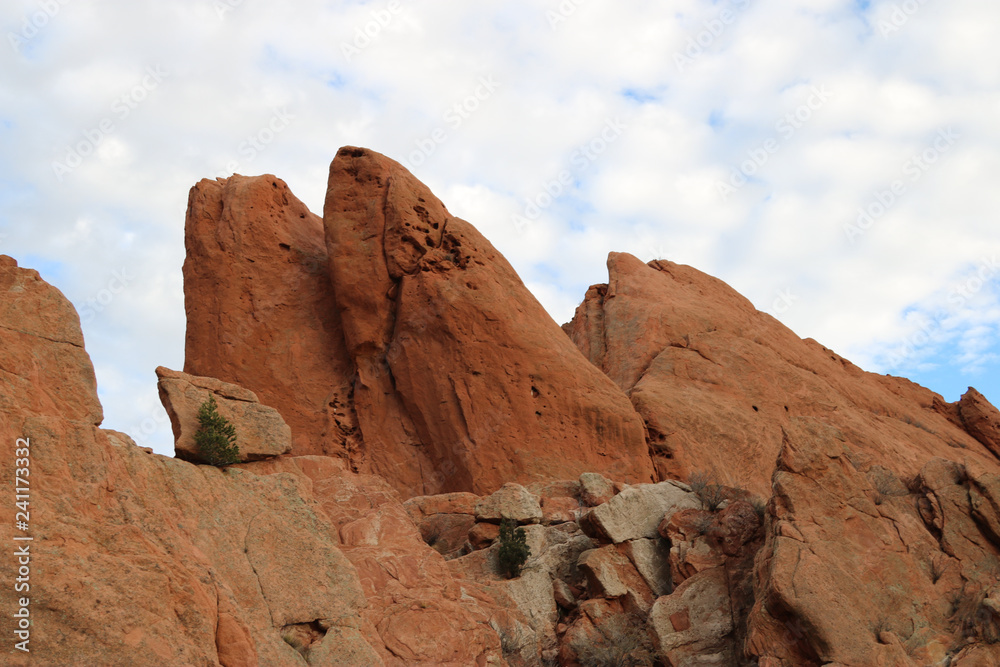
[541,495,580,524]
[579,472,616,507]
[402,492,480,521]
[621,538,673,596]
[156,366,292,463]
[469,522,500,550]
[577,546,655,613]
[584,481,700,543]
[649,567,734,664]
[475,483,543,524]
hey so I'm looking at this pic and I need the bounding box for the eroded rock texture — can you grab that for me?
[564,252,1000,497]
[184,148,653,498]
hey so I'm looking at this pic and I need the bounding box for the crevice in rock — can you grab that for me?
[0,323,84,348]
[242,512,270,622]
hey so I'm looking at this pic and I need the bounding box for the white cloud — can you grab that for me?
[2,0,1000,452]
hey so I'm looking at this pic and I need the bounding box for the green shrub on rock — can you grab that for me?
[497,517,530,579]
[195,395,240,466]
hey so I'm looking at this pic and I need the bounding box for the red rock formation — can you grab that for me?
[748,418,1000,665]
[183,153,654,498]
[322,147,654,496]
[183,174,360,460]
[565,252,1000,496]
[1,254,529,666]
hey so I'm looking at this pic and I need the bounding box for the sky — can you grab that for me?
[2,0,999,456]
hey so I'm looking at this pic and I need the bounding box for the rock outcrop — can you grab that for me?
[747,418,1000,665]
[183,174,359,461]
[9,145,1000,666]
[565,252,1000,496]
[0,255,513,666]
[156,366,292,463]
[183,148,654,498]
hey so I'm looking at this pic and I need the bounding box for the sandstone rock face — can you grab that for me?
[960,386,1000,459]
[565,252,1000,496]
[0,257,369,665]
[0,255,102,425]
[323,147,654,496]
[747,417,1000,666]
[183,174,359,460]
[156,366,291,463]
[0,256,517,666]
[183,153,654,498]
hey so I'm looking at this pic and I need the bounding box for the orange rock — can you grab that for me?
[960,387,1000,459]
[323,147,654,496]
[565,252,1000,496]
[747,417,998,665]
[183,174,359,460]
[541,496,580,525]
[155,366,291,463]
[468,522,500,550]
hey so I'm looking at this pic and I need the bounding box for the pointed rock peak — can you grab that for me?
[326,146,461,280]
[323,146,654,495]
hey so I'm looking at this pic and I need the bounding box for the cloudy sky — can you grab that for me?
[3,0,998,455]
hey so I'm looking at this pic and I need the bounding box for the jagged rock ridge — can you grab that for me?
[5,146,1000,665]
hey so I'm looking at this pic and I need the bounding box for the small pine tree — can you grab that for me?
[194,395,240,466]
[497,517,530,579]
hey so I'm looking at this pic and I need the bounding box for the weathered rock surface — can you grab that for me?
[0,256,514,666]
[747,417,1000,666]
[0,257,369,665]
[184,151,655,498]
[565,252,1000,496]
[475,482,543,524]
[322,147,654,496]
[13,142,1000,667]
[649,566,734,664]
[960,386,1000,459]
[584,480,700,543]
[156,366,291,463]
[183,174,359,461]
